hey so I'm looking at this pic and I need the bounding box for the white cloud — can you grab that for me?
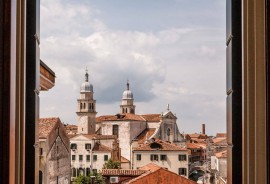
[40,0,226,135]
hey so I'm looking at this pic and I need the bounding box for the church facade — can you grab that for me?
[73,70,184,169]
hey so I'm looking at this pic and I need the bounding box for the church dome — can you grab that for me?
[81,82,93,92]
[80,70,93,92]
[122,81,133,99]
[122,89,133,99]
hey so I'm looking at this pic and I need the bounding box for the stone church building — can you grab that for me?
[74,70,184,163]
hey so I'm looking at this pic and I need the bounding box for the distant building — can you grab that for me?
[39,117,70,184]
[131,139,189,176]
[186,143,206,163]
[211,150,227,183]
[69,134,119,181]
[101,163,195,184]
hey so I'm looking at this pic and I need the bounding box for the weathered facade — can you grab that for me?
[39,117,70,184]
[131,139,189,176]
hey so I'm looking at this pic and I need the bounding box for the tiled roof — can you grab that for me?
[139,163,162,172]
[121,156,130,163]
[141,114,161,122]
[101,169,146,176]
[96,113,144,122]
[187,133,207,139]
[39,117,59,139]
[212,138,227,146]
[135,128,156,144]
[82,134,117,140]
[215,150,227,158]
[186,143,204,149]
[133,139,187,151]
[64,124,78,135]
[92,142,112,152]
[126,163,196,184]
[216,133,226,138]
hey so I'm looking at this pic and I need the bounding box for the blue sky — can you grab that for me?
[40,0,226,135]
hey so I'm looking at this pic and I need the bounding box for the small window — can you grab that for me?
[79,155,83,162]
[72,155,76,161]
[178,154,187,161]
[113,125,119,137]
[70,143,77,150]
[178,168,187,176]
[150,154,159,161]
[160,155,167,161]
[93,155,97,161]
[39,148,43,156]
[85,144,91,150]
[104,155,108,161]
[92,169,97,174]
[136,154,141,161]
[86,155,90,162]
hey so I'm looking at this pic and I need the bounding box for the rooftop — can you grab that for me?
[133,139,186,151]
[92,142,112,152]
[101,169,146,176]
[39,117,60,139]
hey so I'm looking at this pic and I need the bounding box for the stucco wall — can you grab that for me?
[132,150,189,176]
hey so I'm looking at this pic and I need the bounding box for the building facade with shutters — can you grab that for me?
[131,139,189,176]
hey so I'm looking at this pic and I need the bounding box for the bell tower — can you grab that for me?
[77,69,97,134]
[120,80,135,114]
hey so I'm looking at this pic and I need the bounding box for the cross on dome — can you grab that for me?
[85,67,89,82]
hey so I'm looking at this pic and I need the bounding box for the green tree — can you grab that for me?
[75,175,90,184]
[75,172,105,184]
[102,158,121,169]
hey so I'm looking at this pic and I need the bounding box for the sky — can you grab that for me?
[39,0,226,136]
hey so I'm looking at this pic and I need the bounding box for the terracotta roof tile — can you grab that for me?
[82,134,117,140]
[133,139,187,151]
[135,128,156,144]
[216,133,226,138]
[186,143,204,149]
[39,117,59,139]
[101,169,146,176]
[141,114,161,122]
[64,124,78,135]
[96,113,144,122]
[92,142,112,152]
[126,163,196,184]
[139,163,162,172]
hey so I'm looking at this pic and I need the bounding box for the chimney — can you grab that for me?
[202,124,205,134]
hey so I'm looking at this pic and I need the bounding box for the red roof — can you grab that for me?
[127,163,196,184]
[39,117,60,139]
[135,128,156,144]
[186,143,204,149]
[133,139,187,151]
[101,169,146,176]
[216,133,226,138]
[96,113,144,122]
[141,114,161,122]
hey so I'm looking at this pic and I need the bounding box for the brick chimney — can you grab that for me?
[202,124,206,134]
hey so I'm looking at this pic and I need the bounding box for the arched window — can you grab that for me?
[83,103,86,109]
[122,108,124,113]
[113,125,119,137]
[72,168,76,177]
[125,108,127,113]
[167,128,171,141]
[80,103,82,109]
[86,168,91,176]
[39,171,43,184]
